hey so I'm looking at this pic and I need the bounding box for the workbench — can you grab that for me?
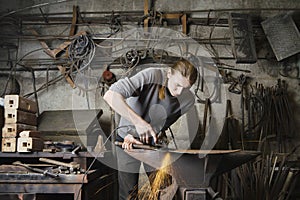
[0,151,117,200]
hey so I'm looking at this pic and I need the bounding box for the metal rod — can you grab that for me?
[13,161,59,178]
[114,141,157,150]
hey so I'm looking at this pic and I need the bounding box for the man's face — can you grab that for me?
[167,69,191,97]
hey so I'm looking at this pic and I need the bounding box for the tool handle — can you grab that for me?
[71,145,81,154]
[39,158,80,169]
[114,141,156,150]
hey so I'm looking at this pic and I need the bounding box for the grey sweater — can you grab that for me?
[109,67,195,138]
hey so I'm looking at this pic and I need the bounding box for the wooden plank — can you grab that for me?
[144,0,149,32]
[51,41,72,58]
[69,5,78,36]
[52,30,86,58]
[181,14,187,34]
[162,13,181,19]
[32,29,86,59]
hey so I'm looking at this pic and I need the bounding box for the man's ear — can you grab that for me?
[167,68,172,79]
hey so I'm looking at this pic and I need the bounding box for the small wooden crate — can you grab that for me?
[4,109,37,126]
[1,137,16,152]
[4,95,37,114]
[2,123,37,137]
[17,137,44,152]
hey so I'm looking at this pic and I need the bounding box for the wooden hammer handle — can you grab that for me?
[39,158,80,169]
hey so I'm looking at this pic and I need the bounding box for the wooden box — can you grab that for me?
[0,106,4,134]
[19,130,41,138]
[4,95,37,114]
[17,137,43,152]
[2,123,37,137]
[1,138,16,152]
[4,109,37,126]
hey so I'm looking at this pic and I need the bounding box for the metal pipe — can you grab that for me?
[114,141,157,150]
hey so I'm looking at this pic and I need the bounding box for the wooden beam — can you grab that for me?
[57,65,76,88]
[161,13,182,19]
[69,5,78,36]
[144,0,149,32]
[53,30,86,58]
[160,13,187,34]
[181,14,187,34]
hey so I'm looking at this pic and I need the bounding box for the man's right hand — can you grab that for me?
[122,134,143,150]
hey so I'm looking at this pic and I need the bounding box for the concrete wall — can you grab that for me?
[0,0,299,155]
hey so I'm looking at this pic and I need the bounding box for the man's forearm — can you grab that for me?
[103,90,157,143]
[103,90,145,126]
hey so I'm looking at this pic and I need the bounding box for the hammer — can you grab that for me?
[39,158,80,172]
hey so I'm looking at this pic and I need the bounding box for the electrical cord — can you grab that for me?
[0,0,73,19]
[68,34,95,73]
[75,125,134,200]
[23,74,65,98]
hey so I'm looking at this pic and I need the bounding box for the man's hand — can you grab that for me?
[122,134,143,150]
[103,90,157,145]
[135,123,157,144]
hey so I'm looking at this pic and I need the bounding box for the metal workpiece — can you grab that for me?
[114,141,163,150]
[12,161,59,178]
